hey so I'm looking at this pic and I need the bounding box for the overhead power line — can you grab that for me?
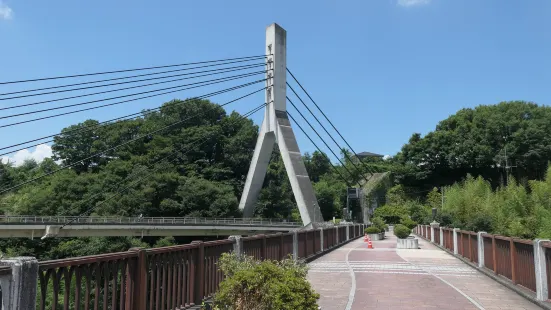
[286,68,376,179]
[0,57,265,97]
[287,111,352,187]
[0,54,269,85]
[0,72,267,129]
[0,70,267,120]
[286,96,362,188]
[0,80,264,157]
[61,101,268,228]
[0,86,267,195]
[287,82,373,184]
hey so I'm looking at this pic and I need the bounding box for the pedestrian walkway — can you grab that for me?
[307,232,542,310]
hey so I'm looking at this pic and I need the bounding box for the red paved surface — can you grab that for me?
[307,232,542,310]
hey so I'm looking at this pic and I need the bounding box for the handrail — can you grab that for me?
[0,215,301,226]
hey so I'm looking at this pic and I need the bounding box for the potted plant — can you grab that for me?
[395,224,419,249]
[364,226,384,241]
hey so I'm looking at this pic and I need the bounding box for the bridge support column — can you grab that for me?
[0,257,38,310]
[238,23,323,228]
[477,232,486,268]
[229,235,243,257]
[534,239,550,301]
[453,228,459,255]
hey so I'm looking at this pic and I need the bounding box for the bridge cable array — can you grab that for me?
[287,68,377,181]
[286,96,362,188]
[0,57,266,98]
[286,70,377,191]
[0,80,266,157]
[0,85,267,194]
[0,56,270,192]
[0,54,269,85]
[0,71,267,128]
[287,111,353,188]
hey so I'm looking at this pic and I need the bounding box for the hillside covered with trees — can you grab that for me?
[2,99,551,258]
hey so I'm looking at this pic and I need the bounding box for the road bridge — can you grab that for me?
[0,215,302,238]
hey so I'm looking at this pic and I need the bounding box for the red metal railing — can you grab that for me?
[35,225,363,309]
[434,227,440,245]
[514,239,536,291]
[417,226,541,298]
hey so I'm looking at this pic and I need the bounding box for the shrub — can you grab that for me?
[400,217,418,230]
[213,253,320,310]
[371,217,387,232]
[364,226,381,234]
[394,224,411,239]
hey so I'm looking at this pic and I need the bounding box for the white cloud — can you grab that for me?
[1,144,53,167]
[398,0,431,7]
[0,1,13,20]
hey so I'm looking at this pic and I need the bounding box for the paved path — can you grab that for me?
[307,232,543,310]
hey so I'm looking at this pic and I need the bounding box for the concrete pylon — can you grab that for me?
[238,23,323,228]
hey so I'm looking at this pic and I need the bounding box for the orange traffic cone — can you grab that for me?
[364,234,369,242]
[367,239,374,249]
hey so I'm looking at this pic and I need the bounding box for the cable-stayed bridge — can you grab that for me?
[0,23,377,240]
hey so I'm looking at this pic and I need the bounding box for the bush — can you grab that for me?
[371,217,387,232]
[394,224,411,239]
[213,253,320,310]
[400,217,418,230]
[364,226,381,234]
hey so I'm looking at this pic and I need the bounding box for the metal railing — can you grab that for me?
[33,224,365,309]
[416,225,547,303]
[0,215,301,227]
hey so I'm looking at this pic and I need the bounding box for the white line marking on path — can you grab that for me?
[399,254,485,310]
[344,242,357,310]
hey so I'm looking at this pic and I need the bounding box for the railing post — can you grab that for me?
[335,226,339,244]
[261,235,267,260]
[320,228,324,252]
[0,257,38,310]
[279,233,285,260]
[292,231,299,261]
[477,232,486,268]
[128,248,147,310]
[229,235,243,257]
[492,235,497,274]
[534,239,549,301]
[430,225,435,243]
[439,228,444,247]
[510,238,517,284]
[346,225,350,241]
[191,241,205,304]
[453,228,459,255]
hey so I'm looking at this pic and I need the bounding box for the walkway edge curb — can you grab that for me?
[415,233,551,310]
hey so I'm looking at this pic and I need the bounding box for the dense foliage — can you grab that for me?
[0,98,352,259]
[397,101,551,192]
[213,253,320,310]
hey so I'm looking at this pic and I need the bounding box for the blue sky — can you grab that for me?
[0,0,550,165]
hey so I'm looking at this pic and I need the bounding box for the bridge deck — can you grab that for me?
[307,232,540,310]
